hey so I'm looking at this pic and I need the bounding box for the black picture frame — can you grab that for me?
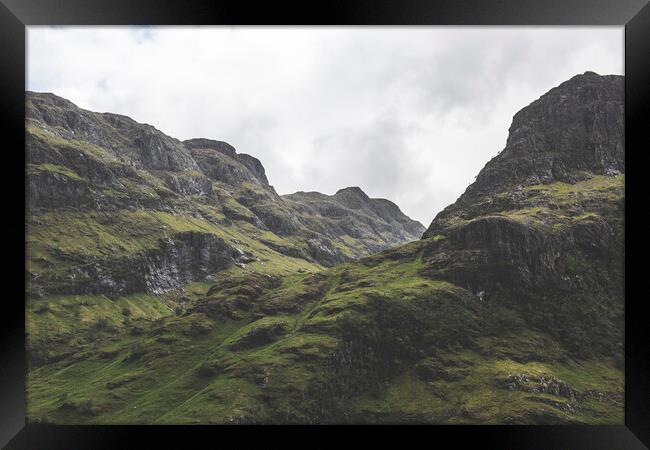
[1,0,648,448]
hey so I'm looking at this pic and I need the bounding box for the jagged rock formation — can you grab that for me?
[26,91,424,298]
[26,73,625,425]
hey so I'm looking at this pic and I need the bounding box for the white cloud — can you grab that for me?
[27,26,623,226]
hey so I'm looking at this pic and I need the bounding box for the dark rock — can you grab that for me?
[497,373,577,402]
[228,321,288,351]
[31,231,237,297]
[186,138,269,187]
[237,153,269,185]
[27,169,94,209]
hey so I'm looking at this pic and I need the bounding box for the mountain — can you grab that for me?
[424,71,624,237]
[26,91,424,300]
[283,187,425,264]
[26,73,624,425]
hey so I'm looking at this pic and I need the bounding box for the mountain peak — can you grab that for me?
[577,70,601,78]
[182,138,269,186]
[27,91,76,108]
[183,138,237,158]
[335,186,369,199]
[333,186,371,210]
[424,72,624,238]
[470,72,622,197]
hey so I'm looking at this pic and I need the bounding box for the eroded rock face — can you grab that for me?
[237,153,269,186]
[157,172,213,197]
[142,232,235,294]
[29,232,237,297]
[27,169,94,209]
[185,138,269,187]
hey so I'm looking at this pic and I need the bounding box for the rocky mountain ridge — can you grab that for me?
[26,91,424,298]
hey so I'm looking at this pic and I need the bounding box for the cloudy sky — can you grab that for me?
[27,27,623,226]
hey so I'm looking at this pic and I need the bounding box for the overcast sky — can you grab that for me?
[27,27,623,226]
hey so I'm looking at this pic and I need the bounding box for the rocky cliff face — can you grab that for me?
[416,72,625,357]
[184,138,270,187]
[26,92,424,298]
[26,73,625,426]
[425,71,624,237]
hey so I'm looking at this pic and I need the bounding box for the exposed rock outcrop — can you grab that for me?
[185,138,270,187]
[29,232,241,297]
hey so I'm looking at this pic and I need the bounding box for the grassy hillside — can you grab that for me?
[25,73,625,424]
[27,173,624,424]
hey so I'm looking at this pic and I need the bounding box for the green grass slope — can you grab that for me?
[27,174,624,424]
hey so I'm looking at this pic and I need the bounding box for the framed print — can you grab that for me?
[1,0,649,448]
